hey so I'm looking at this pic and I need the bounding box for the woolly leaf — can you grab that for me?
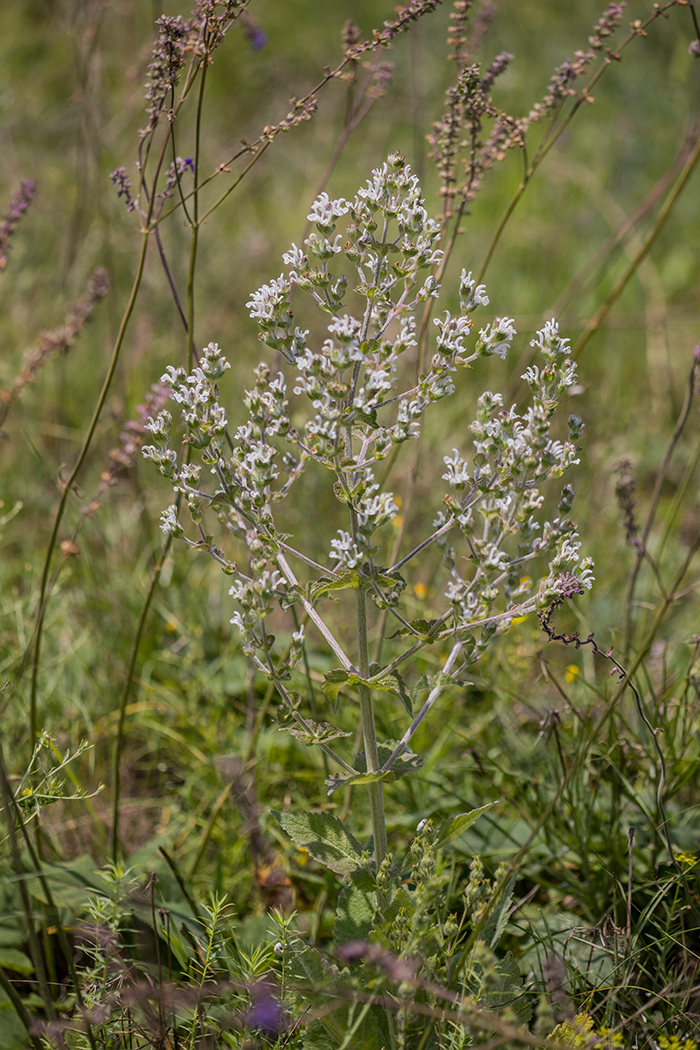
[326,742,423,795]
[272,811,366,880]
[485,951,531,1023]
[334,884,375,945]
[365,668,412,715]
[309,569,362,602]
[285,720,352,746]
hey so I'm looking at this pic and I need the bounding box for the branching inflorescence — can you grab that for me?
[143,154,593,869]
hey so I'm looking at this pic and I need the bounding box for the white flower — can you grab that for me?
[246,274,291,321]
[442,449,471,487]
[159,505,183,537]
[329,530,364,569]
[307,192,349,229]
[459,269,489,310]
[478,318,516,359]
[282,243,306,267]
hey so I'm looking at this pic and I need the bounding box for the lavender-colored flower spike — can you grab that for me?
[0,179,37,270]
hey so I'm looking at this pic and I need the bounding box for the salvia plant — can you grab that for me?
[140,151,595,1045]
[144,152,593,873]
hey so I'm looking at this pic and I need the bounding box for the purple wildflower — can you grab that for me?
[109,167,135,212]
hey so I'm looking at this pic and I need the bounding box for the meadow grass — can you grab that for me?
[1,1,700,1047]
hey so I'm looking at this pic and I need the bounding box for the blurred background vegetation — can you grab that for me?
[1,0,700,1037]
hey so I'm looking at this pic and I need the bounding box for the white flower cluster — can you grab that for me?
[143,155,593,690]
[430,318,593,657]
[329,468,399,570]
[143,342,230,459]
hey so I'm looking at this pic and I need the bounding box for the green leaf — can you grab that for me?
[389,618,442,640]
[278,584,303,610]
[0,949,32,976]
[284,936,389,1049]
[364,670,412,715]
[322,668,350,714]
[373,568,406,589]
[272,811,366,879]
[309,569,361,602]
[353,407,378,427]
[322,668,413,715]
[325,770,383,793]
[483,873,516,949]
[334,884,375,945]
[285,720,352,746]
[0,989,30,1050]
[284,940,347,1045]
[434,803,497,848]
[24,855,106,910]
[326,743,423,795]
[359,742,423,773]
[485,951,531,1023]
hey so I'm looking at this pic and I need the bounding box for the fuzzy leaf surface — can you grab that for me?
[322,668,350,714]
[326,743,423,794]
[285,720,352,746]
[272,810,366,879]
[389,618,442,640]
[309,568,361,601]
[485,951,531,1023]
[334,883,375,945]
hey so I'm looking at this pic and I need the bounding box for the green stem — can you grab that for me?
[355,587,388,872]
[1,759,98,1050]
[572,126,700,360]
[30,230,150,746]
[110,534,171,861]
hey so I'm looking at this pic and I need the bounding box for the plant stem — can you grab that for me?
[572,126,700,359]
[355,587,388,873]
[111,534,171,861]
[382,641,462,770]
[29,230,150,746]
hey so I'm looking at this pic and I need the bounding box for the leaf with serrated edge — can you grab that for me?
[434,802,497,848]
[355,742,423,772]
[272,810,365,878]
[335,883,375,945]
[485,951,531,1023]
